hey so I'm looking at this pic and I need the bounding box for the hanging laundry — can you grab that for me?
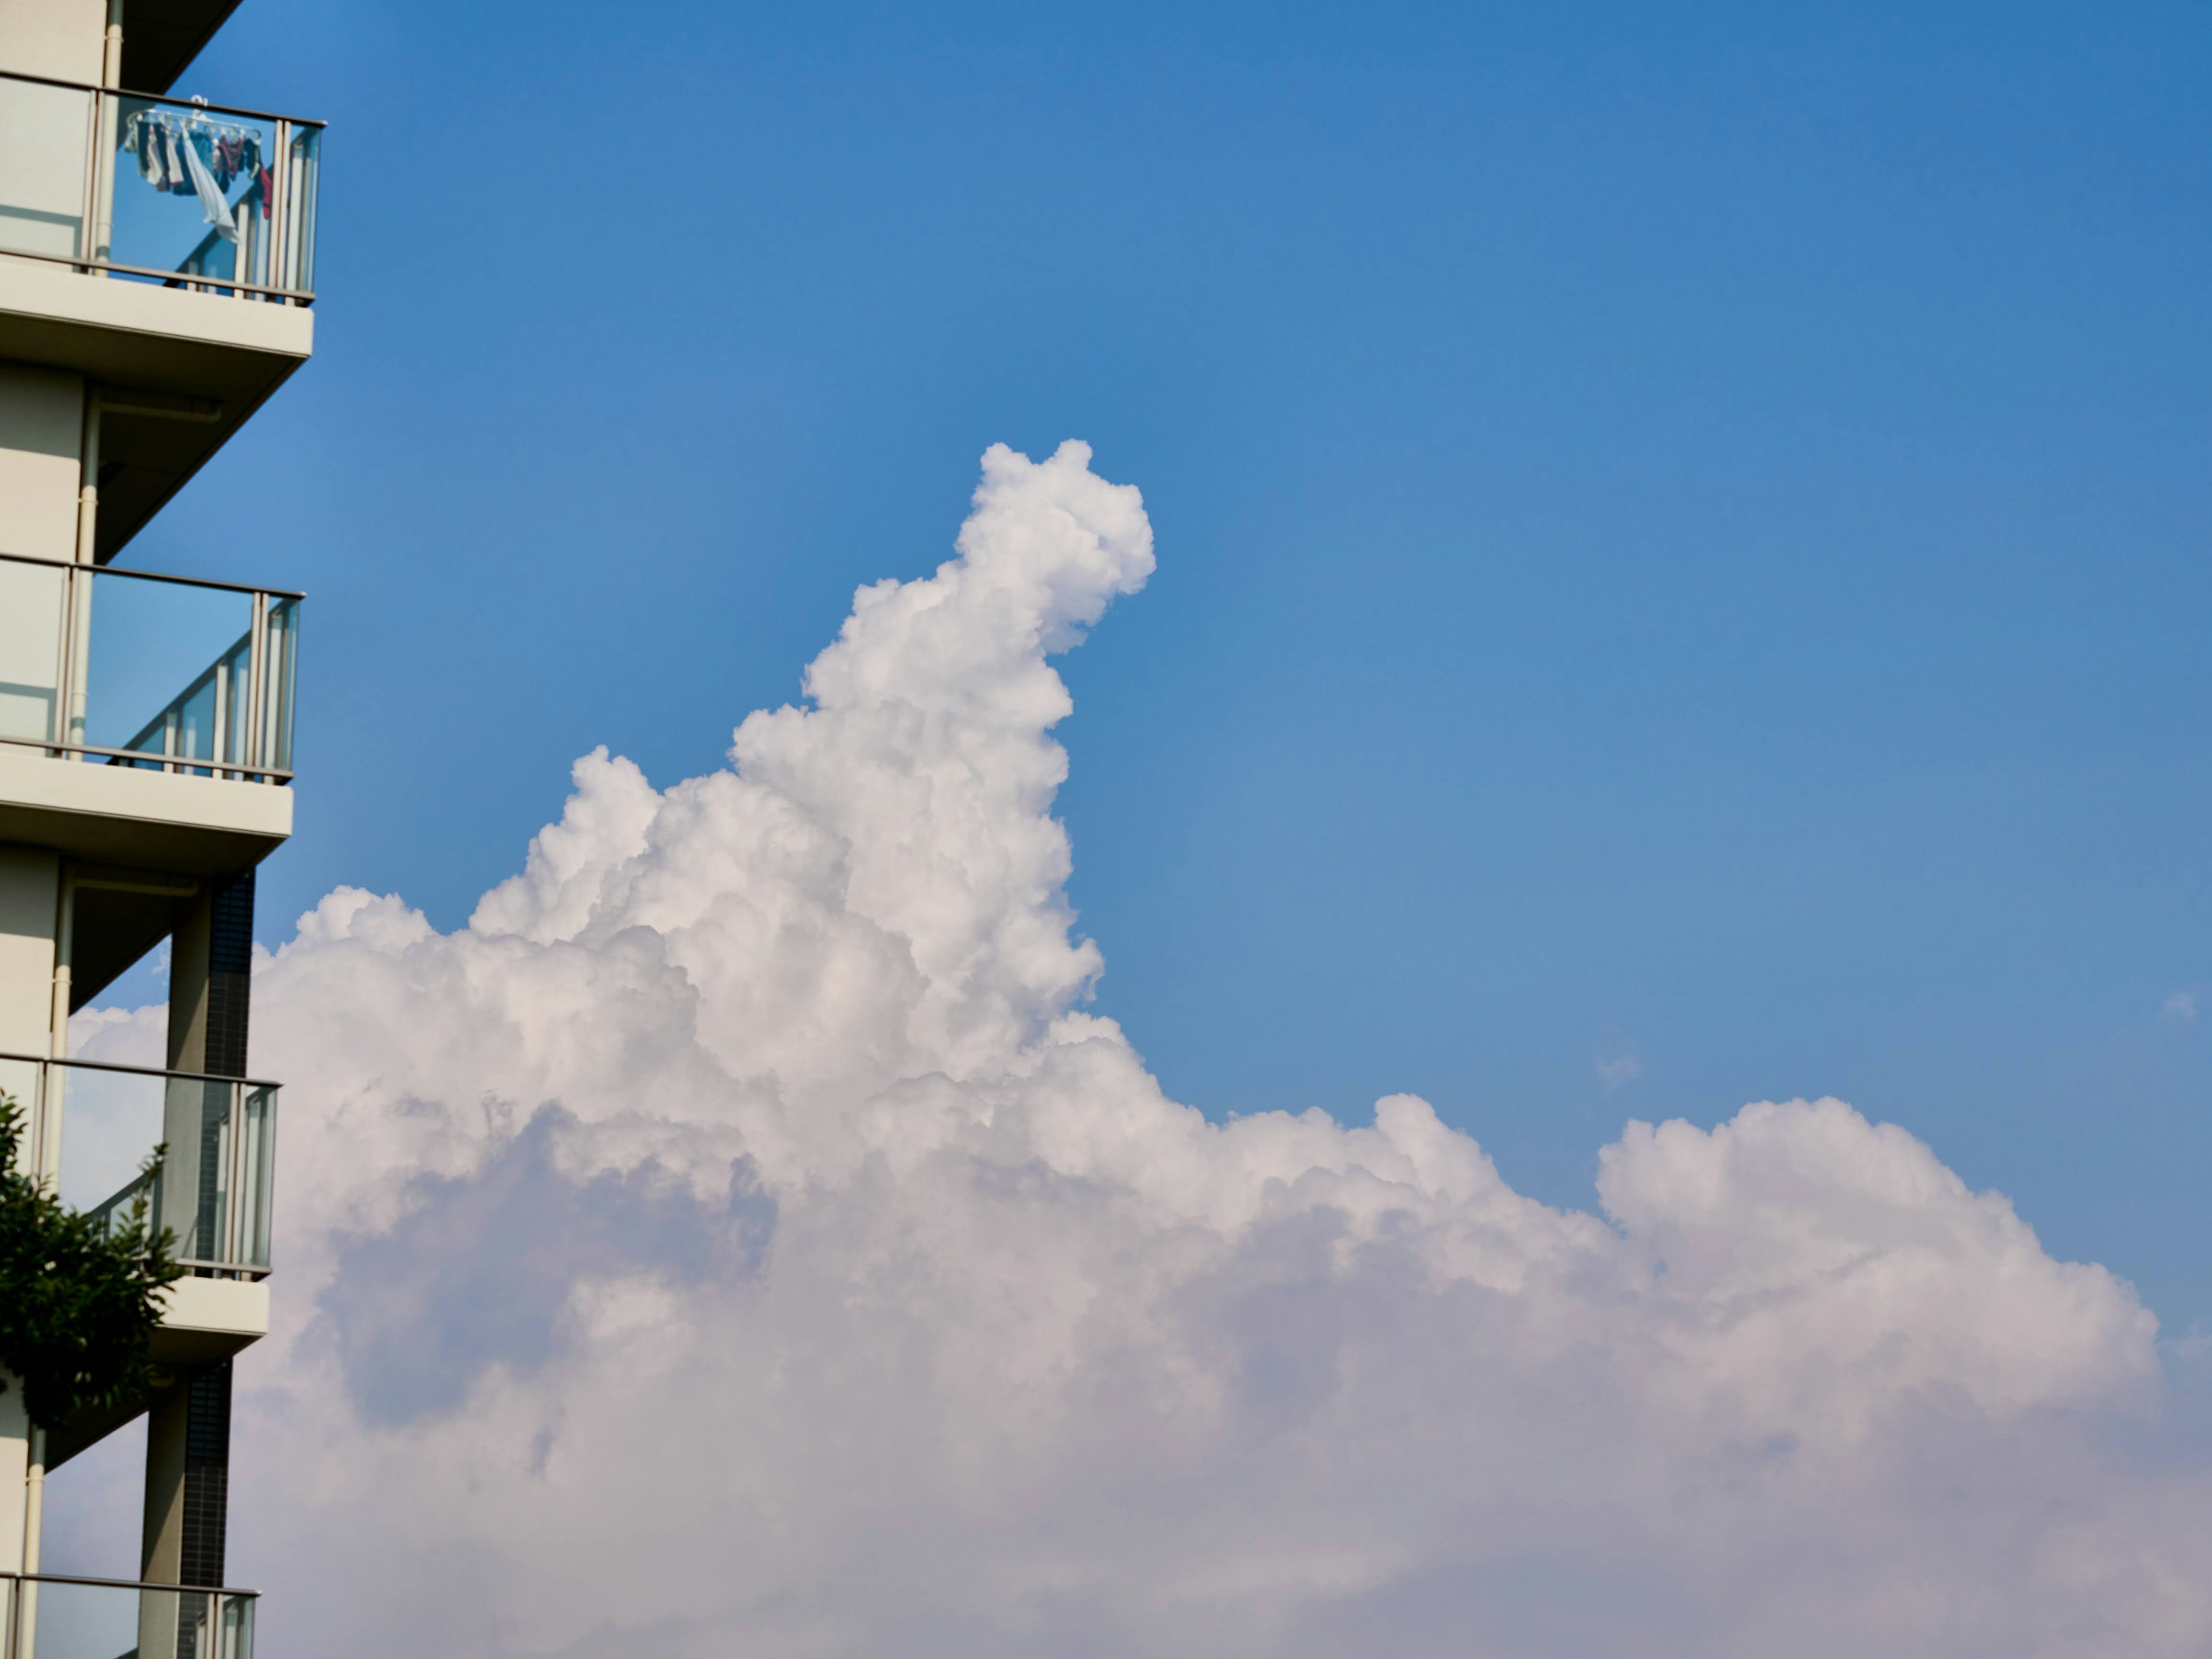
[178,126,240,244]
[117,107,264,243]
[128,110,160,184]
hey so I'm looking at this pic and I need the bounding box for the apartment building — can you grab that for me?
[0,1,320,1653]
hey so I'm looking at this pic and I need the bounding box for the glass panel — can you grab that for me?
[162,1073,234,1264]
[0,75,89,261]
[282,123,320,293]
[12,1580,254,1659]
[0,558,66,747]
[217,1593,256,1659]
[240,1085,276,1268]
[108,94,279,290]
[51,1065,277,1270]
[53,1063,169,1234]
[21,1577,149,1659]
[262,597,298,772]
[81,569,256,772]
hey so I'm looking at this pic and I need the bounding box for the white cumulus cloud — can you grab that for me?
[72,441,2212,1656]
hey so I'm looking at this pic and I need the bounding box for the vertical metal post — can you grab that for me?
[210,645,229,781]
[244,593,268,776]
[77,89,98,272]
[267,121,290,298]
[45,569,73,761]
[44,878,73,1188]
[255,1089,275,1270]
[63,390,100,756]
[229,1082,249,1267]
[17,1441,41,1659]
[90,90,118,273]
[64,570,90,756]
[93,0,123,274]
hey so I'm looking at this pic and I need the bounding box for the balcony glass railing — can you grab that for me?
[0,552,300,782]
[0,1052,278,1277]
[0,66,321,301]
[3,1570,257,1659]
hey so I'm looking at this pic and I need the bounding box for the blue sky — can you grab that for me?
[130,0,2212,1326]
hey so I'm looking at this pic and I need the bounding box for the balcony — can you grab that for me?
[2,1052,278,1468]
[0,68,322,557]
[0,551,297,873]
[0,1052,278,1281]
[0,70,320,298]
[2,1570,257,1659]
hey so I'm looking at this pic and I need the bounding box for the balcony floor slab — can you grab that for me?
[0,749,290,874]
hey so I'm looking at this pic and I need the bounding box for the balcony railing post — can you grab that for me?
[44,564,72,760]
[75,85,97,273]
[245,590,268,776]
[269,119,290,298]
[35,1057,65,1193]
[65,562,92,754]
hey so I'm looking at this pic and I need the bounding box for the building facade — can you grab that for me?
[0,2,320,1653]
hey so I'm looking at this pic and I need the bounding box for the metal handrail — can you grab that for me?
[0,62,321,300]
[0,238,317,304]
[3,1053,282,1278]
[0,732,294,782]
[3,1569,260,1659]
[0,548,307,601]
[84,1165,157,1233]
[0,550,302,782]
[180,172,264,286]
[120,625,249,763]
[0,1570,260,1598]
[0,62,326,128]
[0,1050,281,1092]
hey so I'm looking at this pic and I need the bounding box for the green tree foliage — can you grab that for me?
[0,1090,181,1429]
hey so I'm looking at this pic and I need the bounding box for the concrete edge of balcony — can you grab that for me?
[151,1275,270,1365]
[0,749,291,875]
[0,256,313,365]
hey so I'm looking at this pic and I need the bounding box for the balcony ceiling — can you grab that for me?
[121,0,247,96]
[0,255,312,559]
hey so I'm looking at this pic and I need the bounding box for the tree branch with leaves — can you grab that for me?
[0,1091,182,1431]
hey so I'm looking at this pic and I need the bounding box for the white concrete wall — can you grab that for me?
[0,1374,23,1571]
[0,72,92,261]
[0,846,58,1062]
[0,0,105,82]
[0,7,88,1553]
[0,854,56,1575]
[0,364,81,559]
[0,366,81,755]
